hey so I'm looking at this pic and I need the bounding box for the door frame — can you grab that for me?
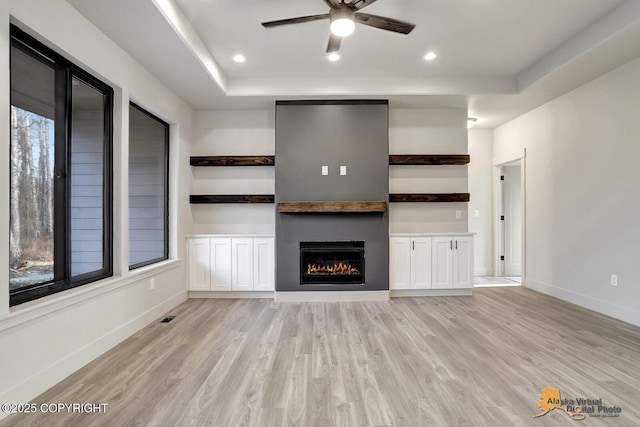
[493,150,526,282]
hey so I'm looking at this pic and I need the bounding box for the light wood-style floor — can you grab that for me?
[3,287,640,426]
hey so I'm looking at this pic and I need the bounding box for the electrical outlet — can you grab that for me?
[340,165,347,176]
[150,278,156,290]
[610,274,617,287]
[322,166,328,176]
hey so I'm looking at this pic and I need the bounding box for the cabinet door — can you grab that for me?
[253,238,274,291]
[232,238,254,291]
[389,237,411,289]
[210,238,232,291]
[188,238,210,291]
[411,237,432,289]
[432,237,453,289]
[453,236,474,288]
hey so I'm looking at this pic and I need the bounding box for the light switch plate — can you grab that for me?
[455,210,462,219]
[340,165,347,176]
[322,166,328,176]
[474,209,480,218]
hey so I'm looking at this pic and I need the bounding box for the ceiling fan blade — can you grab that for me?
[355,13,415,34]
[326,34,342,53]
[262,14,330,28]
[323,0,341,7]
[349,0,379,11]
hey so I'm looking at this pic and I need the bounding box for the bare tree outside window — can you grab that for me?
[9,25,113,306]
[9,106,55,290]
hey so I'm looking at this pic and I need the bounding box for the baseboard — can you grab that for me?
[275,290,390,302]
[0,290,187,418]
[189,291,275,299]
[390,288,473,298]
[524,278,640,327]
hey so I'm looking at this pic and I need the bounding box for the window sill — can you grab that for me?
[0,259,182,333]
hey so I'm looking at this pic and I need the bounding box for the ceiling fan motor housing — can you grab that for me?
[330,4,356,37]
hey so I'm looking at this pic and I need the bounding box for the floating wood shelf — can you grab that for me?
[389,155,470,165]
[190,194,275,204]
[278,201,387,213]
[190,155,275,167]
[389,193,470,203]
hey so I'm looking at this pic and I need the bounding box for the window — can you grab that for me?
[128,103,169,269]
[9,26,113,305]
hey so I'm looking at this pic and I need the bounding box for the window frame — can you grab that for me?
[128,102,170,270]
[9,25,113,306]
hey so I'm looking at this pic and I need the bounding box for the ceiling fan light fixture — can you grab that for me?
[330,9,355,37]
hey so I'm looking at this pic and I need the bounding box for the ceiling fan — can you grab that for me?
[261,0,415,53]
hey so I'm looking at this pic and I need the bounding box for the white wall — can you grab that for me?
[191,110,275,235]
[389,108,469,233]
[0,0,194,414]
[190,108,469,235]
[494,56,640,326]
[468,129,493,275]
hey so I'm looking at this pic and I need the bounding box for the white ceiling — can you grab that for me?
[66,0,640,128]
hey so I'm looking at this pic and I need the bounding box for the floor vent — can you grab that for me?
[160,316,176,323]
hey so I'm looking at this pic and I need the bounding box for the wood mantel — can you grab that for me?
[278,201,387,213]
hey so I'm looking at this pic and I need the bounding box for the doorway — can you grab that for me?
[496,159,524,284]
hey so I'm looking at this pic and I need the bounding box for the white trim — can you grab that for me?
[474,283,521,288]
[493,151,526,281]
[275,290,390,302]
[390,289,472,297]
[521,150,527,280]
[492,147,526,167]
[0,290,186,416]
[524,278,640,327]
[389,232,475,237]
[185,234,275,238]
[189,291,274,299]
[0,259,182,334]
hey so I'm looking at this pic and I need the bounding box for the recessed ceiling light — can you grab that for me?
[424,51,437,61]
[328,53,341,62]
[232,54,246,63]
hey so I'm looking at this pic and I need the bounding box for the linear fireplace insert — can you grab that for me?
[300,241,365,285]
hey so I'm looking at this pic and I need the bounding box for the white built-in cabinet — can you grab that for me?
[389,238,412,289]
[451,236,473,288]
[253,238,276,291]
[389,234,473,290]
[187,235,274,292]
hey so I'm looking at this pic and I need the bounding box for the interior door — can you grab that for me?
[503,163,522,277]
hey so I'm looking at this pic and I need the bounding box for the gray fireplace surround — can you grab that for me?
[275,100,389,292]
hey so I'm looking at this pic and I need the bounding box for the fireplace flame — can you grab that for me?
[306,262,360,275]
